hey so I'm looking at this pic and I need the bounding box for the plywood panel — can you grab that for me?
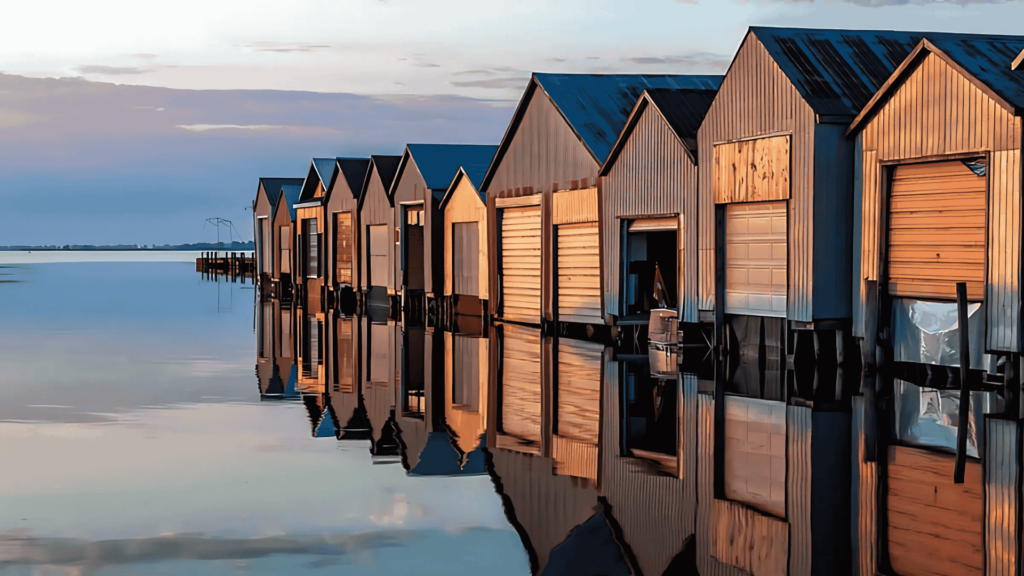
[444,175,489,299]
[553,187,598,225]
[711,499,789,576]
[501,206,542,322]
[453,222,480,296]
[714,135,791,204]
[886,445,983,576]
[557,222,602,323]
[725,201,787,317]
[888,161,986,300]
[368,224,389,288]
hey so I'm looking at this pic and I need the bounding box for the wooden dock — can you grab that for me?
[196,252,254,281]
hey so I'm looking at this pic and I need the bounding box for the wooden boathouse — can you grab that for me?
[481,73,721,328]
[271,184,302,300]
[254,177,303,296]
[599,88,719,327]
[846,34,1024,576]
[357,155,402,308]
[698,27,926,359]
[324,158,370,302]
[389,144,499,318]
[440,151,499,318]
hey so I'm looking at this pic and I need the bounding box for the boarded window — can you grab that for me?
[368,225,389,287]
[557,222,602,324]
[888,160,986,300]
[453,222,480,296]
[334,212,353,285]
[714,135,791,204]
[725,201,787,317]
[500,206,541,322]
[280,226,291,275]
[500,325,542,444]
[723,396,786,518]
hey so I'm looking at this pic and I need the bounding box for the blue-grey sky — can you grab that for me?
[2,0,1023,244]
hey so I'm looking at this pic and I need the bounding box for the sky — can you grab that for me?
[2,0,1024,245]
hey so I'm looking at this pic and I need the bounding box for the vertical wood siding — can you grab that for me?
[857,51,1023,352]
[359,168,395,292]
[602,104,696,322]
[444,176,489,299]
[326,174,361,290]
[787,405,812,576]
[697,35,817,321]
[986,418,1020,576]
[485,86,601,320]
[696,394,749,576]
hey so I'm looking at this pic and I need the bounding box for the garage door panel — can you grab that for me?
[557,222,601,323]
[501,206,542,322]
[725,201,787,318]
[888,161,986,300]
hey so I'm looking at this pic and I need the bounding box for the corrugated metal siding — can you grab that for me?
[359,169,395,292]
[986,418,1020,576]
[857,51,1023,352]
[851,396,878,576]
[698,34,817,321]
[602,104,696,322]
[488,448,600,572]
[788,405,812,576]
[486,88,601,320]
[696,394,748,576]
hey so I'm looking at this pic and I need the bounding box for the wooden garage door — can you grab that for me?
[500,206,541,322]
[725,202,787,317]
[453,222,480,296]
[500,324,542,444]
[557,223,602,324]
[888,161,986,300]
[368,224,389,288]
[887,445,982,576]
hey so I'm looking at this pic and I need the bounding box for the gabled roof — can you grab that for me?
[848,34,1024,134]
[393,144,499,201]
[357,154,402,209]
[279,185,302,221]
[482,73,722,192]
[440,166,483,209]
[333,158,371,199]
[298,158,338,203]
[407,431,486,477]
[257,177,303,216]
[600,88,718,175]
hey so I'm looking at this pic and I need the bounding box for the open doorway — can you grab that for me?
[622,219,677,321]
[403,205,425,292]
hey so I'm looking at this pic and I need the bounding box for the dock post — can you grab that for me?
[953,281,971,484]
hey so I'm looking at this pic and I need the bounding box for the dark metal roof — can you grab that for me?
[919,35,1024,110]
[298,158,337,202]
[371,154,402,193]
[533,73,723,164]
[600,88,718,175]
[401,144,499,201]
[279,184,302,221]
[258,177,303,217]
[333,158,371,199]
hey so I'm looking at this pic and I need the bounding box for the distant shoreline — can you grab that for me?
[0,244,254,252]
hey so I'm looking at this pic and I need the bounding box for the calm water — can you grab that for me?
[0,259,527,575]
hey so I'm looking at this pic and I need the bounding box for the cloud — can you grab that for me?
[414,62,441,68]
[0,531,421,569]
[175,124,286,132]
[75,65,153,76]
[453,69,494,76]
[134,54,160,60]
[622,51,731,71]
[450,77,530,90]
[545,58,567,63]
[240,42,332,53]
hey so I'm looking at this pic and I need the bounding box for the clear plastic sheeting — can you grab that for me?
[891,297,989,369]
[894,379,994,458]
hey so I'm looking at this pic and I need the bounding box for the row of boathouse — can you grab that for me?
[253,26,1024,576]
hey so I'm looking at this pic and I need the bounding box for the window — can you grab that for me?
[305,219,319,279]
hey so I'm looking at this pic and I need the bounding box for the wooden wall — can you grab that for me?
[359,167,396,293]
[485,84,601,319]
[444,176,489,299]
[855,50,1024,353]
[255,186,274,276]
[697,34,818,322]
[326,169,361,290]
[602,102,696,323]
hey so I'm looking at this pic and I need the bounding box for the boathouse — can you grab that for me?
[389,144,498,317]
[599,88,718,327]
[694,28,933,576]
[439,151,499,318]
[254,177,303,295]
[845,34,1024,576]
[272,184,302,299]
[324,158,370,301]
[357,155,402,308]
[481,73,721,327]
